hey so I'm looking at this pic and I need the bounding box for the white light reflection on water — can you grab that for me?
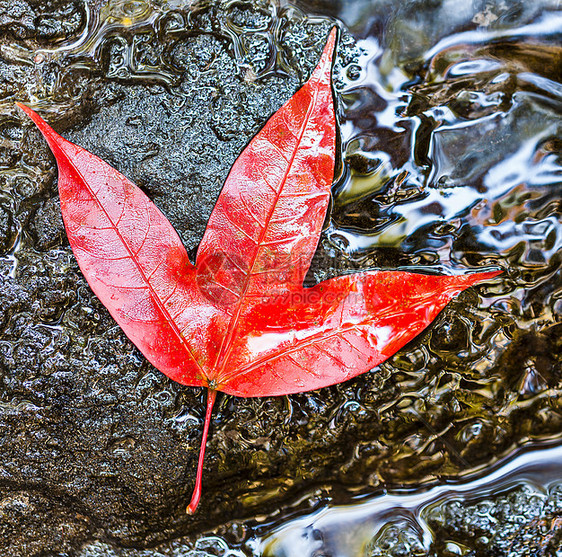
[423,12,562,62]
[260,443,562,557]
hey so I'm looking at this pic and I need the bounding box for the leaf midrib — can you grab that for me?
[63,149,207,379]
[218,317,368,388]
[213,82,321,381]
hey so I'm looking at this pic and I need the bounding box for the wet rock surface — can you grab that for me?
[364,481,562,557]
[0,0,560,555]
[426,483,562,557]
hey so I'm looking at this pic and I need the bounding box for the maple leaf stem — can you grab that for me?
[186,388,217,514]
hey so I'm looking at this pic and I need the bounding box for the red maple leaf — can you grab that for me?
[17,28,500,513]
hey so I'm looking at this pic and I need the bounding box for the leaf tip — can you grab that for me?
[442,268,502,298]
[15,102,52,133]
[15,102,67,157]
[15,101,32,118]
[311,26,339,83]
[465,269,503,285]
[323,25,338,60]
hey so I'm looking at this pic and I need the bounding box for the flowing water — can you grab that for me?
[261,443,562,557]
[0,0,560,555]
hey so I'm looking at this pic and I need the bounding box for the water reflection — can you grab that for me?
[328,9,561,272]
[261,444,562,557]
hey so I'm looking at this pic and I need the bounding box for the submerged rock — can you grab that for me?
[426,483,562,557]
